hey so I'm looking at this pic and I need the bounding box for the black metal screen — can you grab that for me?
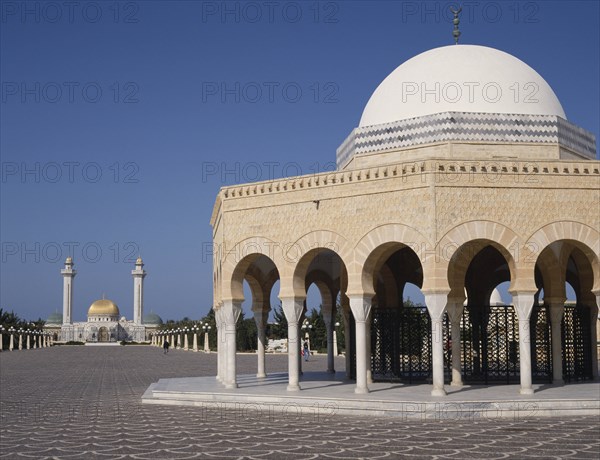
[461,305,518,384]
[531,304,552,383]
[562,304,593,382]
[371,306,433,383]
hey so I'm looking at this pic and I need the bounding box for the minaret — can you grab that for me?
[132,257,147,325]
[61,257,76,324]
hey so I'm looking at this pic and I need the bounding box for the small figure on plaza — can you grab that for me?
[303,341,310,362]
[163,340,170,354]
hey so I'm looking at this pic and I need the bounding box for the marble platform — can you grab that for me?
[142,371,600,419]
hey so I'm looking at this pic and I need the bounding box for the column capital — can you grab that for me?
[281,297,305,324]
[221,299,242,325]
[348,294,372,323]
[511,292,536,321]
[424,291,449,321]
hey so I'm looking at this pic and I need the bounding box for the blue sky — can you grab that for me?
[1,0,598,322]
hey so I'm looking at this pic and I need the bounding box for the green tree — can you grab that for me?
[268,303,287,340]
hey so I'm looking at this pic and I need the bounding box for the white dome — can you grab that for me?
[359,45,566,127]
[490,288,504,306]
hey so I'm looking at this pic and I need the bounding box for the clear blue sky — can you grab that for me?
[1,1,598,322]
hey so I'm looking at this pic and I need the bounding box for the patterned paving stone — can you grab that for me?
[1,347,599,459]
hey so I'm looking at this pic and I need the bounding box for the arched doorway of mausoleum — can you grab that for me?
[234,254,281,378]
[446,240,548,385]
[355,243,432,383]
[98,327,109,342]
[535,241,598,383]
[293,247,348,376]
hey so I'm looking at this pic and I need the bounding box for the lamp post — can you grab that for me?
[183,328,189,350]
[203,323,211,353]
[9,327,15,351]
[192,325,199,352]
[301,319,313,352]
[333,321,340,356]
[0,325,4,352]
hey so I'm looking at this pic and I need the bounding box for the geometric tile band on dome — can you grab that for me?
[337,112,597,169]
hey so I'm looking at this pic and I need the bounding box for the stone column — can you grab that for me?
[18,333,23,351]
[204,330,210,352]
[547,298,566,384]
[341,298,352,379]
[349,294,372,394]
[222,299,242,389]
[425,292,448,396]
[253,307,269,378]
[26,334,31,350]
[184,332,189,350]
[9,331,14,351]
[215,308,223,381]
[513,292,536,395]
[322,303,335,374]
[446,299,464,387]
[365,316,373,384]
[193,330,199,352]
[282,297,304,391]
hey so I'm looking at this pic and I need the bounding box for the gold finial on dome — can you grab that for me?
[65,256,73,264]
[136,255,143,265]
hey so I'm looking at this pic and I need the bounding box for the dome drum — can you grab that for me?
[337,112,597,170]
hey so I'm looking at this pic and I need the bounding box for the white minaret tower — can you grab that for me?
[61,256,76,324]
[132,257,146,325]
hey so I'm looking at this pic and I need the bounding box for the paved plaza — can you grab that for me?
[1,347,599,459]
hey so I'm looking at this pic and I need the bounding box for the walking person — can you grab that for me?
[163,340,170,354]
[303,340,310,361]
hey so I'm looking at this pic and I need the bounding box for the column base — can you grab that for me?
[256,373,267,378]
[287,384,300,391]
[431,387,447,397]
[450,380,463,387]
[519,387,534,395]
[224,382,238,389]
[327,369,335,374]
[354,386,369,394]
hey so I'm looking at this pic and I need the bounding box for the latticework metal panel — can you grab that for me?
[562,304,593,382]
[371,307,433,383]
[531,304,552,383]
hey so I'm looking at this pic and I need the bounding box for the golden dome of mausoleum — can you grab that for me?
[88,299,120,317]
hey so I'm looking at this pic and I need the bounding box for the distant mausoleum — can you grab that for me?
[44,257,162,343]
